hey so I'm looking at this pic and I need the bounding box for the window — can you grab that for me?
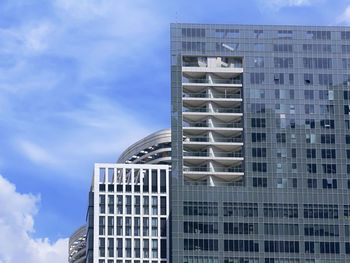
[254,30,263,39]
[341,31,350,40]
[322,164,336,174]
[183,28,205,37]
[215,29,238,38]
[252,133,266,142]
[252,148,266,157]
[306,134,316,143]
[250,73,264,84]
[321,134,335,144]
[152,218,158,236]
[254,43,264,51]
[252,162,267,172]
[224,240,259,252]
[274,57,293,68]
[304,204,338,219]
[278,30,293,39]
[274,73,284,84]
[345,91,350,100]
[306,30,331,40]
[306,149,316,158]
[276,133,286,143]
[253,177,267,187]
[342,45,350,53]
[305,104,314,114]
[319,74,333,85]
[303,58,332,69]
[251,103,265,113]
[342,58,350,69]
[251,118,266,128]
[253,57,264,67]
[304,74,313,85]
[346,135,350,144]
[323,179,337,189]
[321,149,336,159]
[182,42,205,51]
[319,90,329,100]
[307,164,317,173]
[307,179,317,188]
[273,44,293,52]
[320,105,334,114]
[304,90,314,99]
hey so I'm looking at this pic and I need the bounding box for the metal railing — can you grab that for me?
[183,122,243,128]
[183,107,242,113]
[183,167,244,173]
[183,151,243,158]
[182,78,242,85]
[183,93,242,99]
[183,137,243,143]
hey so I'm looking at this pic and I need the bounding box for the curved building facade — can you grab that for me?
[117,128,171,165]
[69,225,86,263]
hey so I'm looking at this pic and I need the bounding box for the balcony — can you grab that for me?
[183,151,243,158]
[182,78,242,85]
[183,93,242,99]
[183,122,243,129]
[183,107,242,114]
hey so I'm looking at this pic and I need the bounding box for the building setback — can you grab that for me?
[170,24,350,263]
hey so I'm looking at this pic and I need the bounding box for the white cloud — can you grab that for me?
[0,174,68,263]
[337,5,350,24]
[257,0,312,11]
[16,139,58,165]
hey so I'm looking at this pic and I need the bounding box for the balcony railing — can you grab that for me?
[183,122,243,128]
[183,151,243,158]
[183,108,242,113]
[183,137,243,143]
[183,93,242,99]
[183,167,244,173]
[182,78,242,85]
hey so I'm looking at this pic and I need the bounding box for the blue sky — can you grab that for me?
[0,0,350,261]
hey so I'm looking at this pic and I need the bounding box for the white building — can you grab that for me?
[86,163,170,263]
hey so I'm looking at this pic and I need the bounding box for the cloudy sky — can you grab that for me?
[0,0,350,261]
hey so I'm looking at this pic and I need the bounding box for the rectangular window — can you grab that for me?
[320,119,334,129]
[304,90,314,99]
[252,133,266,142]
[252,148,267,157]
[251,118,266,128]
[160,197,166,215]
[304,74,313,85]
[143,218,149,236]
[319,74,333,85]
[306,149,316,158]
[160,170,166,193]
[307,179,317,188]
[273,44,293,52]
[303,58,332,69]
[151,170,158,193]
[307,30,331,40]
[152,196,158,215]
[274,57,293,68]
[143,196,149,215]
[143,239,149,258]
[278,30,293,39]
[250,73,264,84]
[323,179,337,189]
[253,57,264,67]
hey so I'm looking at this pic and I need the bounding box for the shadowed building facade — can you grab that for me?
[170,24,350,263]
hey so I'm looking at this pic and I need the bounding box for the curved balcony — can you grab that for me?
[183,93,242,99]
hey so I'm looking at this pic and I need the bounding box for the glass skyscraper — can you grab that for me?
[171,24,350,263]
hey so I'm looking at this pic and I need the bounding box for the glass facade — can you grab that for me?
[171,24,350,262]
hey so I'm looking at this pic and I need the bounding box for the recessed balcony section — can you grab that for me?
[183,165,244,182]
[182,56,243,77]
[182,76,242,86]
